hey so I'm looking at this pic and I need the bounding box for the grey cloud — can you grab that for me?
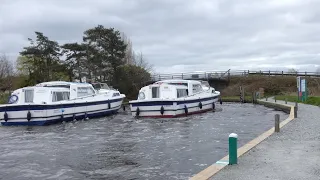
[1,0,320,72]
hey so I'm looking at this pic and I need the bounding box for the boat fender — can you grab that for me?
[27,111,32,121]
[72,114,76,120]
[4,112,8,122]
[84,112,88,119]
[108,102,111,109]
[184,105,188,115]
[219,97,223,105]
[60,114,64,121]
[160,106,164,115]
[136,107,140,117]
[123,105,125,111]
[212,102,215,110]
[199,102,202,109]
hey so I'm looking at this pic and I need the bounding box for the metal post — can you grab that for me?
[229,133,238,165]
[294,102,298,118]
[275,114,280,132]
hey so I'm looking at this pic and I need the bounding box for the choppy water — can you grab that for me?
[0,103,287,180]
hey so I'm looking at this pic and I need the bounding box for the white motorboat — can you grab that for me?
[0,81,125,126]
[129,79,221,118]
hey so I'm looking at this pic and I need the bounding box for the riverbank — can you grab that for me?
[275,95,320,106]
[208,98,320,180]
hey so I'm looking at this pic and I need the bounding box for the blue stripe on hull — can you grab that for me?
[1,109,119,126]
[0,97,124,112]
[130,95,219,107]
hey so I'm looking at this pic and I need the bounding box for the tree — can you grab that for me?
[287,68,298,74]
[133,51,154,73]
[83,25,127,84]
[61,42,87,82]
[114,64,151,99]
[0,54,14,91]
[19,31,63,83]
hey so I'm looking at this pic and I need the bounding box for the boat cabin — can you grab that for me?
[137,80,205,100]
[8,81,97,104]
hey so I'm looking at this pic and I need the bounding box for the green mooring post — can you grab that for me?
[229,133,238,165]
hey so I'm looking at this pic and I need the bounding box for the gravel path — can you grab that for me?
[210,98,320,180]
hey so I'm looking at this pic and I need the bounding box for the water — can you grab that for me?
[0,103,287,180]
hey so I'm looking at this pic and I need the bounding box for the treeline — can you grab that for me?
[1,25,152,100]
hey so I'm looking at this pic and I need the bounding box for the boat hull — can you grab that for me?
[0,98,124,126]
[129,95,220,118]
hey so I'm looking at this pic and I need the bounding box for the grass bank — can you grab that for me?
[275,95,320,106]
[222,76,320,97]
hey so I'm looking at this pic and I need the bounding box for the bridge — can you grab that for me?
[148,69,320,90]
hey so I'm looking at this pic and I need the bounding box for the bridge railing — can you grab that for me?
[150,69,320,82]
[151,70,230,81]
[231,70,320,77]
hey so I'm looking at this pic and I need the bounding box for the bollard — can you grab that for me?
[123,105,126,111]
[229,133,238,165]
[285,98,287,104]
[266,97,268,101]
[294,102,298,118]
[219,97,223,105]
[275,114,280,132]
[275,97,277,102]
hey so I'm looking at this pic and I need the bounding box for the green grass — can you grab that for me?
[275,95,320,106]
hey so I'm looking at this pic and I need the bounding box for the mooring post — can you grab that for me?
[229,133,238,165]
[285,98,287,104]
[275,96,277,103]
[266,96,268,101]
[294,102,298,118]
[275,114,280,132]
[252,92,254,104]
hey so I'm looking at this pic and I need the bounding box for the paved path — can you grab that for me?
[210,98,320,180]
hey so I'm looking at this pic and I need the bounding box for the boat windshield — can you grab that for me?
[201,81,210,87]
[92,83,110,90]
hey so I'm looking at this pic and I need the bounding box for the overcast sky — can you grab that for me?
[1,0,320,73]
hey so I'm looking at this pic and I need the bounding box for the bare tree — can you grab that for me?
[0,54,14,91]
[121,32,135,65]
[134,51,154,73]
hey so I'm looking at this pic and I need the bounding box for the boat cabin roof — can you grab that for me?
[155,79,201,85]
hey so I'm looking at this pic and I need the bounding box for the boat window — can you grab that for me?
[192,84,203,93]
[77,87,95,97]
[168,83,188,86]
[152,87,159,98]
[25,89,34,103]
[112,93,120,97]
[177,89,188,98]
[92,83,101,89]
[52,92,70,102]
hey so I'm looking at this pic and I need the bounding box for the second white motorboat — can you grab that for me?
[129,79,221,118]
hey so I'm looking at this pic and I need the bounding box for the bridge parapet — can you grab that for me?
[151,69,231,81]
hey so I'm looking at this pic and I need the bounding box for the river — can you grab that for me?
[0,103,287,180]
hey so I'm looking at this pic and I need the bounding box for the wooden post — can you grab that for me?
[275,96,277,102]
[266,96,268,101]
[275,114,280,132]
[269,70,271,77]
[285,98,287,104]
[252,92,254,104]
[282,71,283,76]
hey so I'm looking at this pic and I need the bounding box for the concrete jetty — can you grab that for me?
[207,98,320,180]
